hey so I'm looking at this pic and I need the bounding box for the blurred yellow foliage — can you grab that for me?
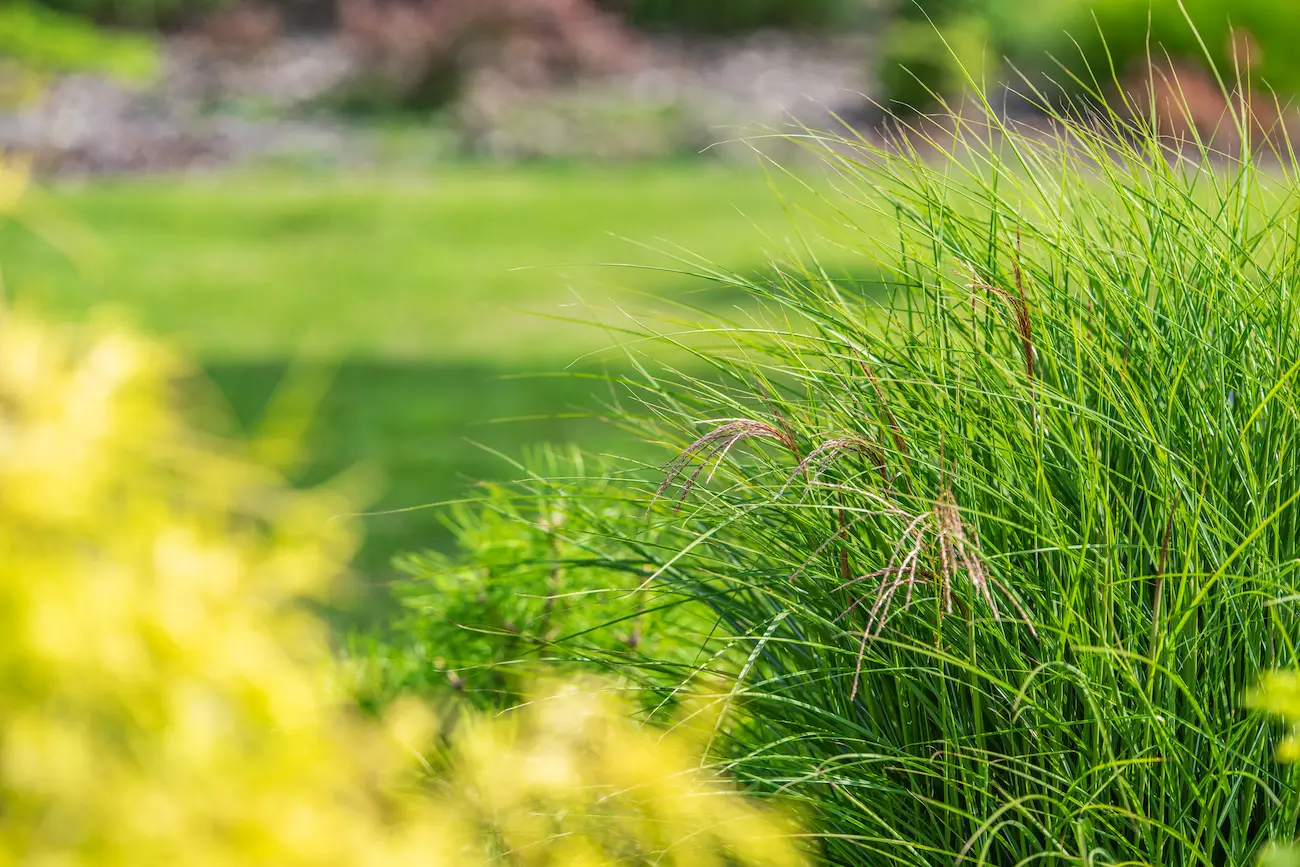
[0,297,810,865]
[1251,671,1300,763]
[0,312,438,865]
[448,680,809,867]
[0,157,28,212]
[1250,672,1300,866]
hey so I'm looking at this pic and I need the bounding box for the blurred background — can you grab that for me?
[2,0,1297,619]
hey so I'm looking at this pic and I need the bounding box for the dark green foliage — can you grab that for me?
[386,90,1300,862]
[603,0,863,34]
[32,0,225,28]
[891,0,977,22]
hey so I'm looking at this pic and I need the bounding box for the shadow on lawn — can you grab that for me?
[206,361,640,625]
[203,269,890,625]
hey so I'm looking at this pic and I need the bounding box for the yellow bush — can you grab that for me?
[1252,672,1300,763]
[0,223,808,863]
[1250,673,1300,866]
[444,680,809,867]
[0,313,439,865]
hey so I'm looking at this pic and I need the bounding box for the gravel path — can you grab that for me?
[1,31,874,175]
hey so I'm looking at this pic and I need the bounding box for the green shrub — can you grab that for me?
[878,13,990,112]
[880,0,1300,110]
[877,0,1036,111]
[393,85,1300,862]
[996,0,1300,98]
[348,448,717,711]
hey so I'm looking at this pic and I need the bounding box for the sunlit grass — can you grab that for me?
[0,162,834,362]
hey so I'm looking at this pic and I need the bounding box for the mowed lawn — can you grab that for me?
[0,162,837,618]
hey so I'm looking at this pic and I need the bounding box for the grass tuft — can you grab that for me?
[383,63,1300,866]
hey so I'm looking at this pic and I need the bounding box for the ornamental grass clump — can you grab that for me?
[646,105,1300,862]
[401,76,1300,864]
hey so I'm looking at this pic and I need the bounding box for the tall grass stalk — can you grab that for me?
[393,70,1300,865]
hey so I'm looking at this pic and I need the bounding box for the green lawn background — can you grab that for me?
[2,162,844,618]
